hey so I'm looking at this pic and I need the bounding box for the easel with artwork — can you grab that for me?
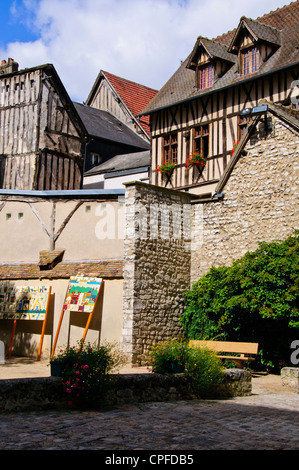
[50,276,103,359]
[0,285,52,360]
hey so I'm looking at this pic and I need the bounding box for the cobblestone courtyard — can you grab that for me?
[0,361,298,451]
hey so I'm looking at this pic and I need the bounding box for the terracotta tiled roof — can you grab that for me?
[102,71,158,133]
[213,2,299,45]
[141,2,299,115]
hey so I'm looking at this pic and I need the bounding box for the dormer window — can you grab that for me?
[228,17,281,77]
[241,46,258,75]
[186,37,236,91]
[198,63,214,90]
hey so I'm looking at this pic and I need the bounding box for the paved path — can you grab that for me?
[0,359,298,451]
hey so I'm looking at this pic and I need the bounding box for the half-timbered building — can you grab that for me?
[85,70,158,141]
[0,61,152,190]
[0,61,87,190]
[140,2,299,195]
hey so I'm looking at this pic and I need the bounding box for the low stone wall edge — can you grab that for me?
[0,369,252,412]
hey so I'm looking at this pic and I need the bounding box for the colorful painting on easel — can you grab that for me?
[63,276,102,313]
[0,286,50,320]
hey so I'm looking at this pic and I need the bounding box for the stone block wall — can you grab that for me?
[122,182,192,365]
[0,369,252,412]
[191,112,299,282]
[281,367,299,393]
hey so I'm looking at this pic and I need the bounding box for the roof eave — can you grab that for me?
[139,60,299,117]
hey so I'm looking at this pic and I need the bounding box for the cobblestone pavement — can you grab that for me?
[0,366,298,451]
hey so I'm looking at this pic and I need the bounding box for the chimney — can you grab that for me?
[0,58,19,75]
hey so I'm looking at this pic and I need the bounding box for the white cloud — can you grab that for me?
[0,0,292,102]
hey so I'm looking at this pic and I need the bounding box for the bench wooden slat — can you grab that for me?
[189,340,259,355]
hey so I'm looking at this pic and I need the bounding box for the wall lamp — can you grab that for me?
[240,105,268,116]
[240,107,252,116]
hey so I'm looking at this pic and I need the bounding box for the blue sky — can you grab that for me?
[0,0,37,46]
[0,0,293,102]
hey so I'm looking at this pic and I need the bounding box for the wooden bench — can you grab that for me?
[189,340,259,369]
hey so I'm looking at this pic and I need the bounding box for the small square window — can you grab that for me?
[90,153,102,166]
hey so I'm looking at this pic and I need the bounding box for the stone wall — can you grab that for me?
[0,369,252,412]
[122,182,192,365]
[281,367,299,393]
[191,112,299,282]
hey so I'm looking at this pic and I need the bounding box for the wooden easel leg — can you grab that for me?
[38,317,48,361]
[50,309,64,360]
[8,320,17,359]
[37,287,52,361]
[80,312,93,349]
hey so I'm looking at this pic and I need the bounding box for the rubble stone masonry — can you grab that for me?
[122,182,192,365]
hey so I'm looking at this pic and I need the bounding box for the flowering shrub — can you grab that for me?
[149,339,189,373]
[186,151,206,170]
[156,160,175,174]
[231,140,239,156]
[53,341,127,407]
[149,339,223,395]
[184,347,223,396]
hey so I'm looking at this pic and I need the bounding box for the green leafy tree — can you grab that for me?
[180,231,299,371]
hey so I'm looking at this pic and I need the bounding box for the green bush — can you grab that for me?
[184,347,223,395]
[180,231,299,372]
[53,341,127,407]
[149,339,224,395]
[149,338,189,373]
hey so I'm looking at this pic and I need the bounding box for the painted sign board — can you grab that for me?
[0,285,50,320]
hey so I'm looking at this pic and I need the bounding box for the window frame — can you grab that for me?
[240,46,259,76]
[163,133,178,164]
[90,152,102,166]
[238,115,251,139]
[193,124,209,159]
[197,63,214,90]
